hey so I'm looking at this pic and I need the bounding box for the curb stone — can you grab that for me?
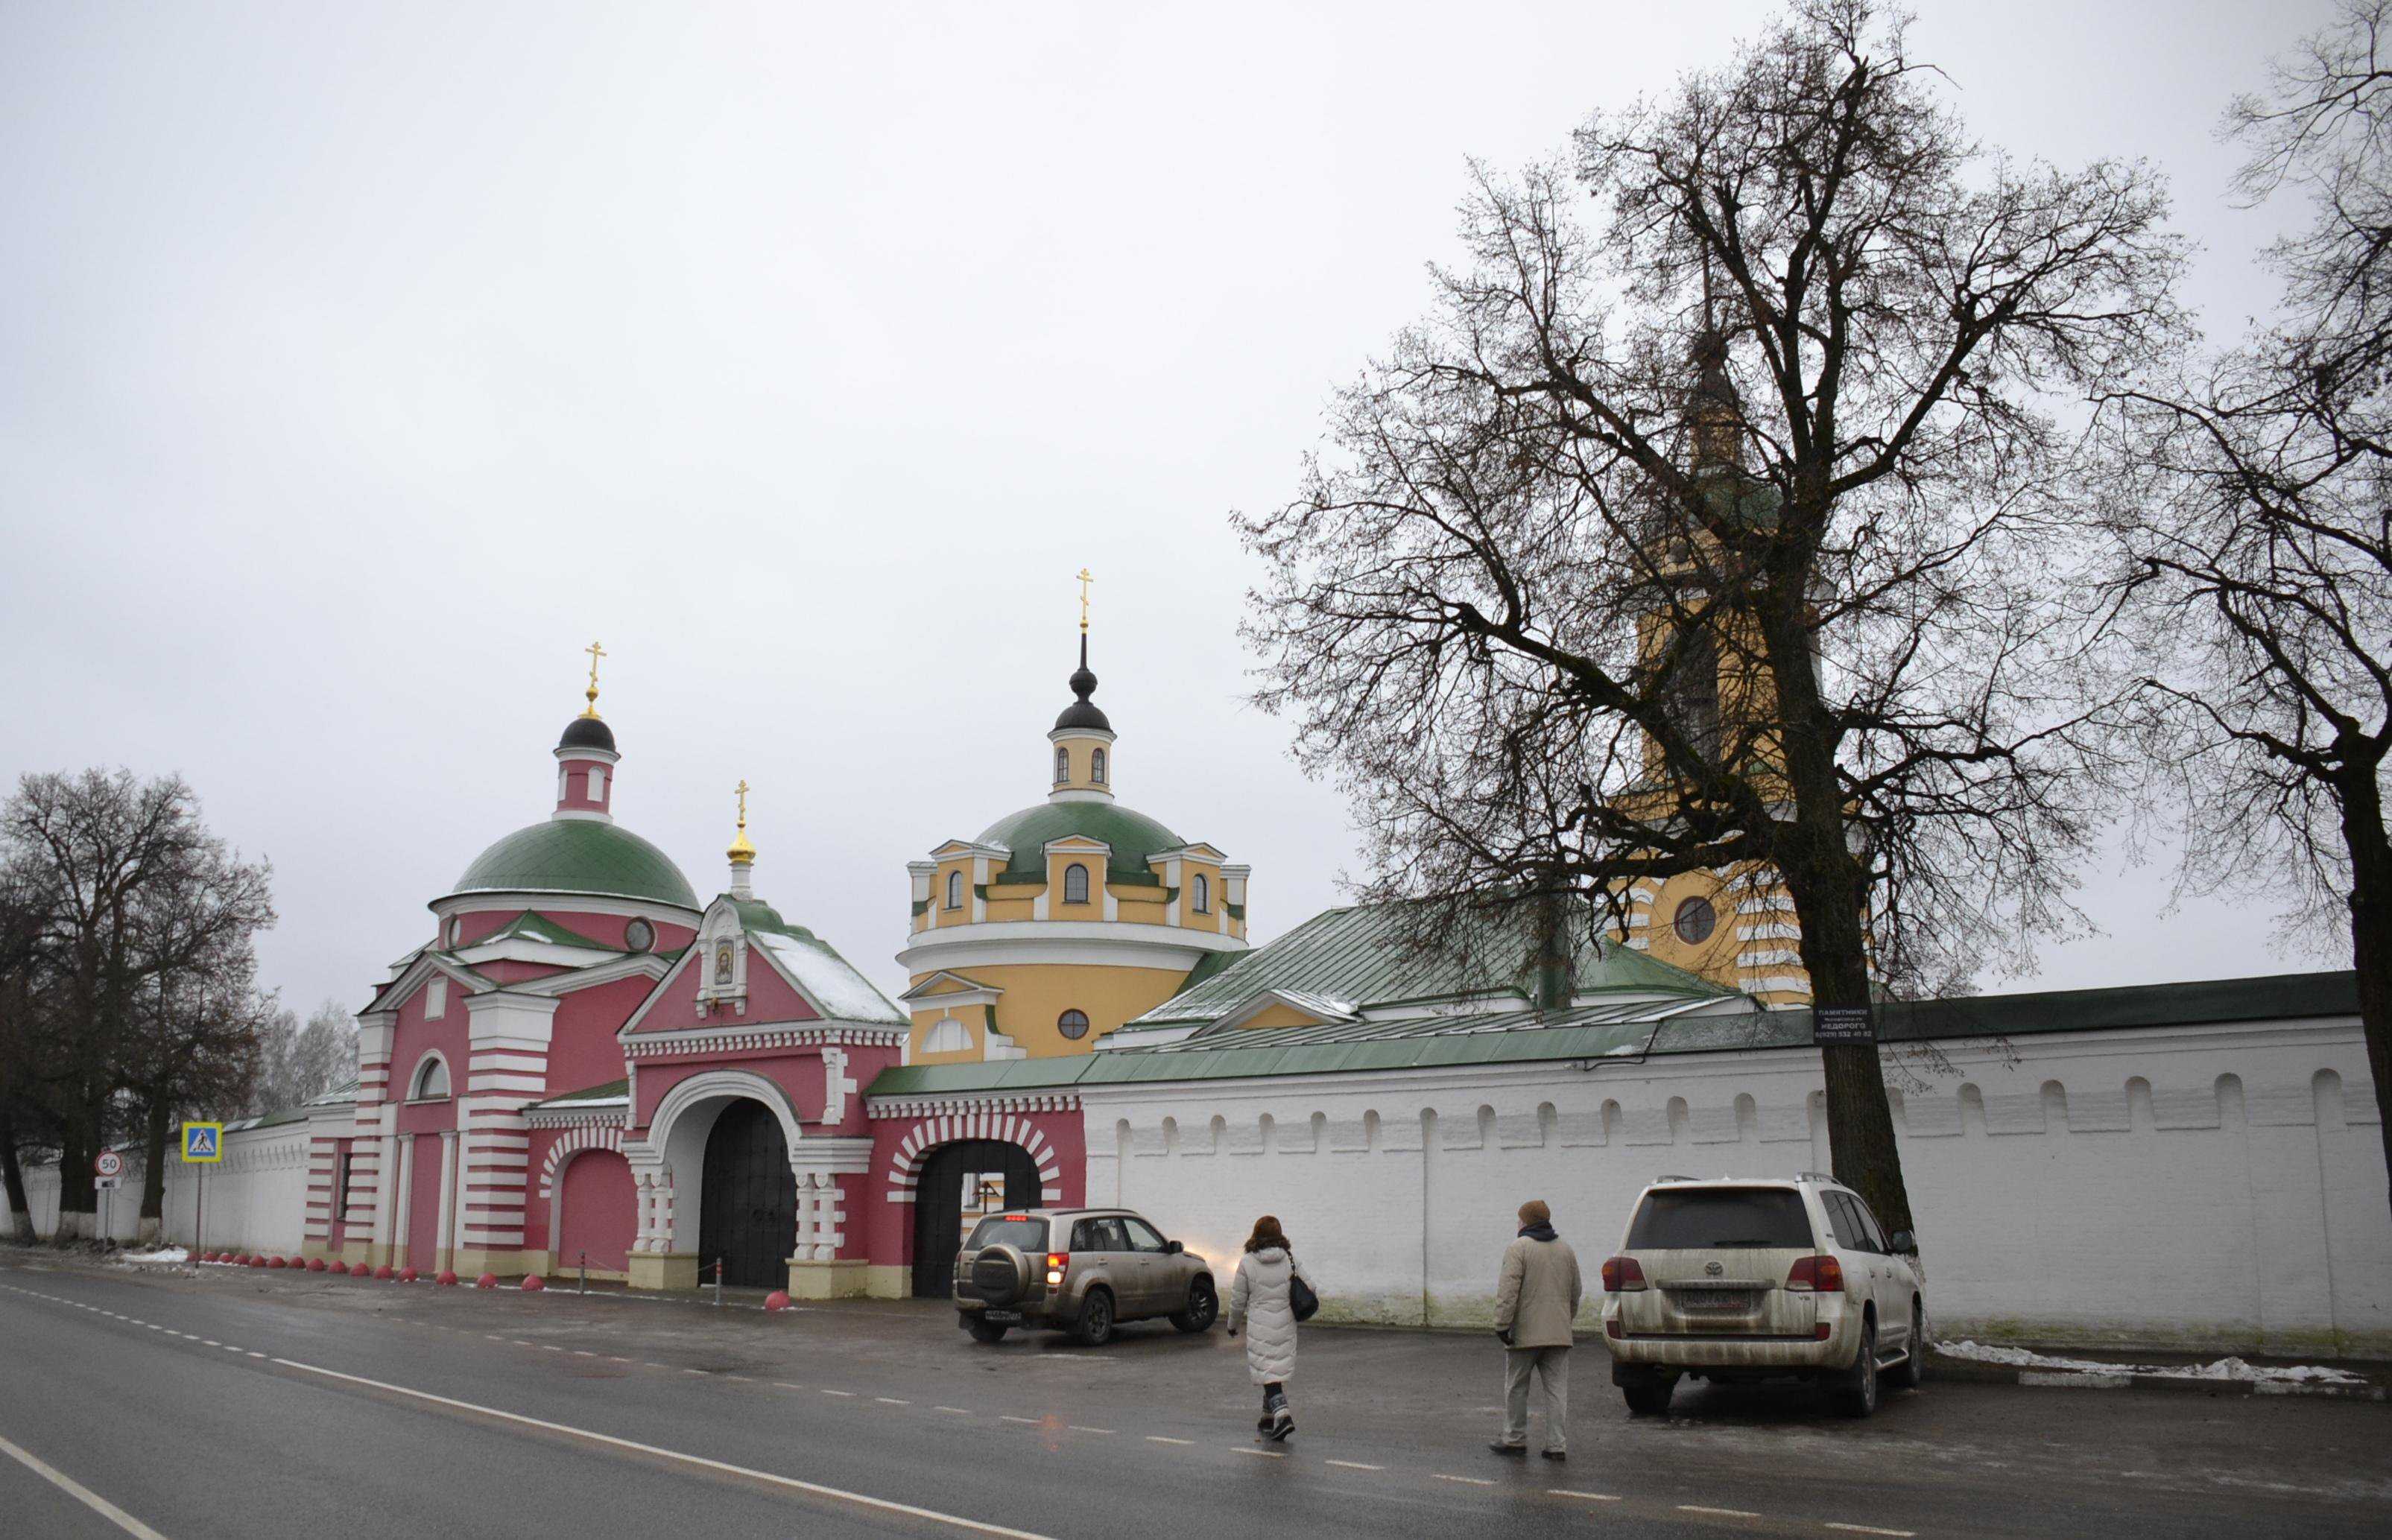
[1931,1352,2385,1401]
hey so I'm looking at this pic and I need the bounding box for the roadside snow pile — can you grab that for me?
[1937,1339,2365,1385]
[117,1246,189,1265]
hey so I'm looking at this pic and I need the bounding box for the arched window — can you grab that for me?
[1192,873,1210,913]
[588,765,607,802]
[409,1055,450,1101]
[946,870,963,910]
[1057,1009,1090,1041]
[1091,747,1107,784]
[1054,745,1071,784]
[923,1015,972,1055]
[1063,864,1089,904]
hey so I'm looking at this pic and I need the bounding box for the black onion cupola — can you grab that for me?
[554,641,621,822]
[1048,572,1116,802]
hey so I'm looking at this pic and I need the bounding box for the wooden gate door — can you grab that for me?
[697,1100,796,1289]
[911,1140,1040,1299]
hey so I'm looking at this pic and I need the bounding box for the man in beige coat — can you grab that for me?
[1490,1198,1582,1460]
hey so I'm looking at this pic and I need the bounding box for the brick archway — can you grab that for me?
[886,1112,1062,1205]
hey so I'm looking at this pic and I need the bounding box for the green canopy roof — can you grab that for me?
[974,801,1189,884]
[452,819,698,909]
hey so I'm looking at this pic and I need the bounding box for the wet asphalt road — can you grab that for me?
[1,1255,2385,1540]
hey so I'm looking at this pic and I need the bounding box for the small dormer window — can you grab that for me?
[1091,747,1107,784]
[1054,745,1071,784]
[1192,873,1211,913]
[1063,864,1089,904]
[946,870,964,910]
[425,977,448,1018]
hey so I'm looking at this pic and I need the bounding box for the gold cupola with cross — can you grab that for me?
[898,571,1251,1065]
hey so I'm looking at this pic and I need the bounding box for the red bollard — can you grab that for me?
[435,1270,458,1286]
[474,1272,497,1289]
[763,1290,792,1312]
[268,1256,288,1269]
[306,1258,327,1273]
[375,1264,395,1281]
[399,1266,419,1283]
[519,1274,545,1292]
[247,1255,265,1268]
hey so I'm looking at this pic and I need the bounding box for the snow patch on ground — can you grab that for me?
[1937,1339,2365,1385]
[117,1246,189,1265]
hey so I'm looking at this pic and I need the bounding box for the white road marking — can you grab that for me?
[937,1407,975,1416]
[1235,1448,1285,1460]
[201,1340,219,1348]
[1326,1460,1383,1471]
[0,1430,173,1539]
[821,1389,855,1398]
[878,1397,911,1405]
[1000,1415,1040,1425]
[1435,1474,1496,1486]
[1066,1425,1113,1435]
[683,1369,709,1376]
[1146,1436,1192,1445]
[610,1357,635,1363]
[774,1383,806,1391]
[246,1352,265,1359]
[1825,1527,1914,1538]
[573,1350,596,1357]
[1548,1489,1622,1501]
[1680,1506,1762,1518]
[266,1357,1059,1540]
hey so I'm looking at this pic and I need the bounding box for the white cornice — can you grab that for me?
[928,840,1012,862]
[897,922,1247,977]
[454,937,628,970]
[550,809,614,823]
[1046,727,1117,744]
[1046,788,1115,803]
[623,1021,906,1059]
[551,746,622,765]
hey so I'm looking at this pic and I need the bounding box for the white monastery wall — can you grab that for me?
[4,1118,316,1255]
[1089,1016,2391,1354]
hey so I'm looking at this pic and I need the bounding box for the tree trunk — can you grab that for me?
[2338,762,2392,1227]
[0,1102,34,1244]
[52,1097,103,1243]
[137,1094,169,1244]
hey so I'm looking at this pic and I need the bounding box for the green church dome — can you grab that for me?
[452,819,699,909]
[975,801,1187,885]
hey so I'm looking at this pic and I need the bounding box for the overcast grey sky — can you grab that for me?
[0,1,2340,1018]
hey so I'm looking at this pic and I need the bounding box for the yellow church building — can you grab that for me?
[898,587,1250,1065]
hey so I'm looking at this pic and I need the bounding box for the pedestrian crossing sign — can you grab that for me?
[181,1122,223,1163]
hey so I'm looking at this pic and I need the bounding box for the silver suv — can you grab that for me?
[1600,1173,1925,1416]
[953,1206,1219,1347]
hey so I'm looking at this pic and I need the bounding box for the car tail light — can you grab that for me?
[1045,1252,1069,1287]
[1814,1322,1832,1340]
[1601,1256,1647,1293]
[1606,1319,1623,1340]
[1785,1255,1844,1293]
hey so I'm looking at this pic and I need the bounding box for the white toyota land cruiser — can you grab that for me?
[1600,1173,1924,1417]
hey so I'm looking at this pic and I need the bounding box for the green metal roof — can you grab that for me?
[452,819,698,909]
[480,910,617,951]
[727,897,908,1025]
[861,969,2362,1101]
[1127,898,1728,1028]
[972,801,1189,884]
[531,1078,629,1107]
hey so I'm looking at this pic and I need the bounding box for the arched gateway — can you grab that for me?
[699,1100,797,1288]
[911,1139,1042,1299]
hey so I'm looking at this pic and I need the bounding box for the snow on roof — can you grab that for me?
[751,929,906,1025]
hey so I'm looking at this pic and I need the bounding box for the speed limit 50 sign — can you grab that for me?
[93,1150,124,1180]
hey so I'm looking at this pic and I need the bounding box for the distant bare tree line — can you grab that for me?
[0,769,349,1245]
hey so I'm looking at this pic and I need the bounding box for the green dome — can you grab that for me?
[975,801,1186,884]
[452,819,698,909]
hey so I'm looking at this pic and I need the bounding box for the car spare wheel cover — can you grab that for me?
[972,1244,1028,1305]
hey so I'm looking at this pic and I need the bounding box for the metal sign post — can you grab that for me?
[180,1123,223,1256]
[94,1150,124,1246]
[713,1257,724,1308]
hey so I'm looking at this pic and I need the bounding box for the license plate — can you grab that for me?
[1673,1289,1750,1311]
[981,1310,1022,1324]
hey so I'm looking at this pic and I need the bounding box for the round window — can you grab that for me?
[623,917,656,953]
[1057,1009,1090,1041]
[446,916,462,947]
[1672,896,1718,945]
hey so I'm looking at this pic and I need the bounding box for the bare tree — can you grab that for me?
[1238,0,2186,1235]
[2103,1,2392,1216]
[0,770,274,1241]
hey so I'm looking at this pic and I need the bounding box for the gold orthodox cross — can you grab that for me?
[581,640,607,717]
[1077,568,1094,633]
[735,779,750,830]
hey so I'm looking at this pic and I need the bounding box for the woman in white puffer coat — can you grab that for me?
[1227,1214,1309,1442]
